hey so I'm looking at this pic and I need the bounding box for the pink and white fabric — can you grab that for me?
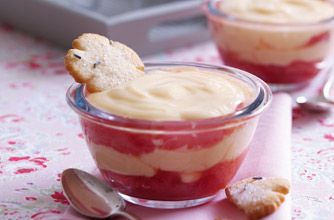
[0,23,334,219]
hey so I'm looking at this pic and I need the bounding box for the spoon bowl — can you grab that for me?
[61,168,138,220]
[323,74,334,104]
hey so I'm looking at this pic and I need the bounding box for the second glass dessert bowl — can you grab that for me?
[66,63,272,209]
[204,0,334,91]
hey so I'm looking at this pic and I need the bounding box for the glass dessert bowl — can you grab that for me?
[66,63,272,209]
[204,0,334,91]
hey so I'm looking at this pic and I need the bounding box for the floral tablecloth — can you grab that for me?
[0,23,333,220]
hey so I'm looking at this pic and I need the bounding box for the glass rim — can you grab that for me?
[66,62,272,131]
[204,0,334,28]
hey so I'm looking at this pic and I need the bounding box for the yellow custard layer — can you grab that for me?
[87,67,254,121]
[217,0,334,24]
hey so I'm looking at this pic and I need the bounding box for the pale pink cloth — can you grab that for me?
[63,93,292,220]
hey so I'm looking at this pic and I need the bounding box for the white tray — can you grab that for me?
[0,0,209,56]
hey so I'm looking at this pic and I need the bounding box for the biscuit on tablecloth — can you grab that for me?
[225,177,290,220]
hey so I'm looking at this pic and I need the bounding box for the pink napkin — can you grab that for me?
[62,93,292,220]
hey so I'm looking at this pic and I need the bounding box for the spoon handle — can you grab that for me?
[111,211,140,220]
[323,67,334,103]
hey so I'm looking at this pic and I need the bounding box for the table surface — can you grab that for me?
[0,23,333,220]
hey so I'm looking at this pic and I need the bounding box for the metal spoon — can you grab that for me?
[296,71,334,113]
[295,96,332,113]
[61,168,139,220]
[323,73,334,104]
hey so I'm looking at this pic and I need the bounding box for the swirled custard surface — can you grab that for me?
[87,67,254,121]
[216,0,334,24]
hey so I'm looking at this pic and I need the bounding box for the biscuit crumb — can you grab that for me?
[252,177,263,180]
[93,61,100,69]
[73,54,81,59]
